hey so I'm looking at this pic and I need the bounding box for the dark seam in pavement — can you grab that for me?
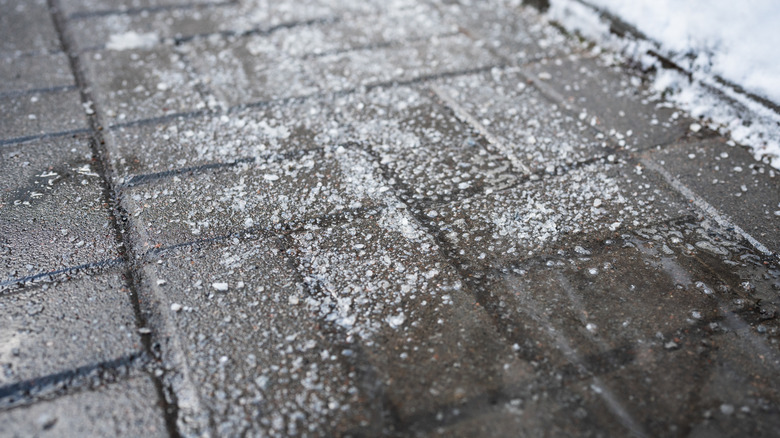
[0,128,91,147]
[301,30,463,60]
[118,147,324,188]
[359,126,660,434]
[77,16,337,53]
[0,257,126,292]
[0,85,78,99]
[0,48,65,60]
[174,16,339,45]
[68,0,235,20]
[0,353,147,411]
[104,65,502,135]
[108,109,210,130]
[121,158,256,187]
[135,206,382,262]
[47,1,184,436]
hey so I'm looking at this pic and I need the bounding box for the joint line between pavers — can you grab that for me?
[301,30,462,60]
[0,85,78,99]
[137,205,383,261]
[107,109,210,130]
[0,128,91,147]
[0,256,126,292]
[641,157,777,259]
[78,15,337,53]
[47,1,194,435]
[0,352,147,411]
[430,83,532,175]
[67,0,236,20]
[118,145,326,188]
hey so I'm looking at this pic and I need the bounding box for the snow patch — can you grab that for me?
[548,0,780,169]
[106,31,159,51]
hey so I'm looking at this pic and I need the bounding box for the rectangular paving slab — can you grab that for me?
[525,53,696,150]
[303,33,499,93]
[120,147,390,250]
[0,90,87,142]
[432,159,694,271]
[0,376,167,437]
[433,68,613,173]
[0,0,60,55]
[136,236,381,436]
[337,85,519,204]
[1,136,119,283]
[0,269,141,393]
[430,0,580,64]
[291,214,531,429]
[80,46,205,125]
[269,4,457,58]
[0,53,74,95]
[106,98,349,181]
[180,35,318,109]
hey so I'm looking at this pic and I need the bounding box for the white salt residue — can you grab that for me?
[492,168,622,248]
[293,221,453,340]
[378,207,427,242]
[335,147,393,207]
[106,31,159,51]
[386,312,406,329]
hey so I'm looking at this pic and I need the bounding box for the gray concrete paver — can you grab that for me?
[303,33,499,93]
[0,376,167,437]
[181,36,318,109]
[1,137,119,282]
[120,147,387,249]
[526,54,697,150]
[0,270,141,387]
[433,159,694,271]
[67,4,240,52]
[0,53,74,95]
[0,90,87,141]
[433,68,613,173]
[0,0,60,55]
[137,237,380,437]
[430,0,580,63]
[80,46,205,125]
[106,98,348,180]
[270,4,458,57]
[337,85,519,203]
[646,138,780,252]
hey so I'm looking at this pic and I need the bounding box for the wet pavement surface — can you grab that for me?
[1,0,779,436]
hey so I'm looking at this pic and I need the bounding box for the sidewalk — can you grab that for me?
[1,0,779,436]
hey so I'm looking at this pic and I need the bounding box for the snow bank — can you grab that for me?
[548,0,780,169]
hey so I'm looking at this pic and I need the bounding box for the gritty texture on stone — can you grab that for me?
[1,0,779,436]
